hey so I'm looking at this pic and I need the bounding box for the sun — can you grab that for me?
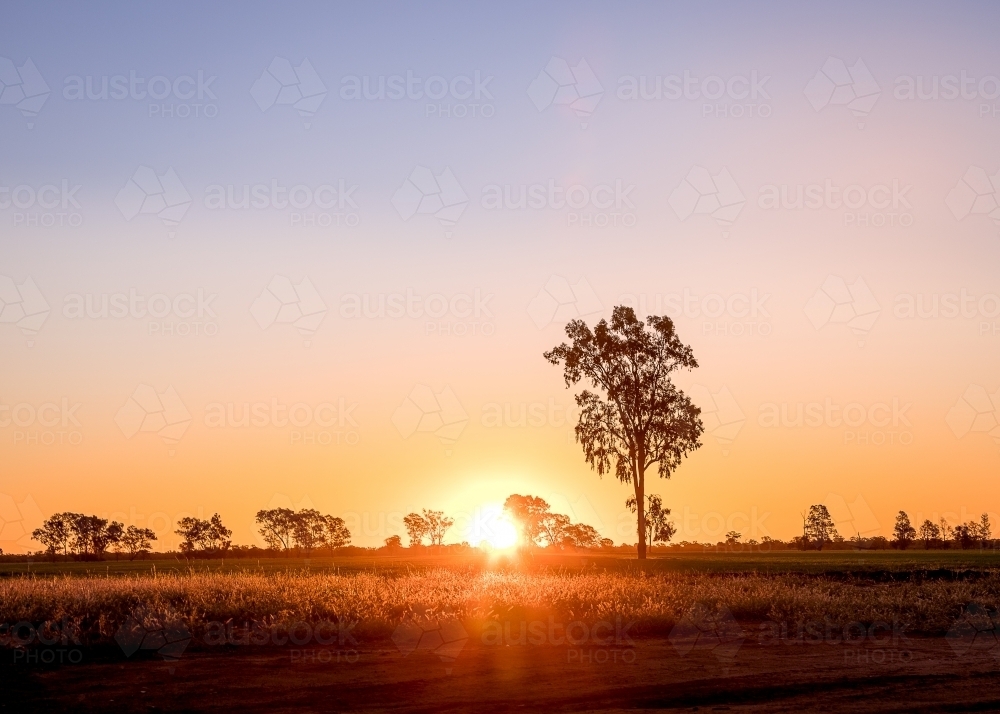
[469,504,519,550]
[487,519,518,550]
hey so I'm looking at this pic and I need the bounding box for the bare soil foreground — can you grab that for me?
[5,635,1000,713]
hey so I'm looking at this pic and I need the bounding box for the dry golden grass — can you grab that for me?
[3,569,999,644]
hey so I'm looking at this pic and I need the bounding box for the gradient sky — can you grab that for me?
[2,1,1000,551]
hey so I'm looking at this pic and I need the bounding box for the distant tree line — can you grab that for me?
[898,510,993,550]
[402,509,455,546]
[176,513,232,556]
[32,512,156,561]
[788,505,995,551]
[255,508,351,554]
[503,494,614,550]
[26,500,997,559]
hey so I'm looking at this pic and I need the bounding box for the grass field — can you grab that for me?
[4,551,1000,647]
[5,548,1000,577]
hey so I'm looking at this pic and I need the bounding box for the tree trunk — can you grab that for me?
[635,473,646,560]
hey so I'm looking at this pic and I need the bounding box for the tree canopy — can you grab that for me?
[545,306,703,558]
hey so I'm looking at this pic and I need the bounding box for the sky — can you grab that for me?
[2,0,1000,551]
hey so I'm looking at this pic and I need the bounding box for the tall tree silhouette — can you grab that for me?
[545,306,703,559]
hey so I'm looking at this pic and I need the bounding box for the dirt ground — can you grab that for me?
[5,635,1000,713]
